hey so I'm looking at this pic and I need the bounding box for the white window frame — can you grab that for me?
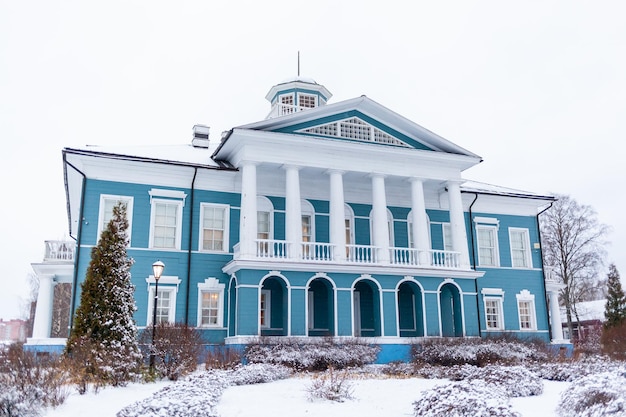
[147,286,177,325]
[260,289,271,329]
[298,93,317,108]
[482,288,505,331]
[442,223,453,252]
[301,199,315,243]
[516,290,537,331]
[149,191,185,250]
[97,195,134,240]
[199,203,230,253]
[509,228,532,269]
[197,277,225,328]
[257,196,274,240]
[476,225,500,267]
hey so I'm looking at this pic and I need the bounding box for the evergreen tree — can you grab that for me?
[66,202,141,386]
[604,264,626,329]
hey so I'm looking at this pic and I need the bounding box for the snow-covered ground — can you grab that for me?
[44,374,569,417]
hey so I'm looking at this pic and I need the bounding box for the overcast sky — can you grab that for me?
[1,1,625,320]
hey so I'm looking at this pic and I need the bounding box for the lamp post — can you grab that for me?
[149,260,165,371]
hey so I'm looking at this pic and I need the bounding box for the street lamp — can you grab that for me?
[149,260,165,371]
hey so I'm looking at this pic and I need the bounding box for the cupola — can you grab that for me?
[265,77,332,119]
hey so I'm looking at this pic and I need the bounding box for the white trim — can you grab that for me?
[145,275,182,291]
[516,289,538,331]
[199,203,231,253]
[483,294,505,331]
[476,224,500,267]
[149,198,184,250]
[147,286,176,325]
[260,289,271,329]
[197,277,226,328]
[97,194,134,241]
[509,227,533,269]
[473,216,500,226]
[481,288,505,296]
[148,188,188,203]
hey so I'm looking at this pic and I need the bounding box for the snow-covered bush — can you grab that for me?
[530,356,624,382]
[139,322,204,381]
[557,369,626,417]
[447,365,543,397]
[228,363,291,385]
[0,344,69,417]
[245,338,380,371]
[117,364,291,417]
[413,379,520,417]
[306,367,354,402]
[412,337,548,367]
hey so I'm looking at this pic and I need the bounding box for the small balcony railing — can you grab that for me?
[390,247,461,269]
[266,103,314,119]
[301,242,334,262]
[255,239,288,259]
[44,240,75,262]
[346,244,377,264]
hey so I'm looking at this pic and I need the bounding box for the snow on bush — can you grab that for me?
[447,365,543,397]
[557,369,626,417]
[413,379,520,417]
[245,338,380,371]
[117,364,291,417]
[531,356,625,382]
[412,337,547,367]
[228,363,291,385]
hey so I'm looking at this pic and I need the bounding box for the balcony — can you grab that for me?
[233,239,461,270]
[43,240,75,262]
[266,103,313,119]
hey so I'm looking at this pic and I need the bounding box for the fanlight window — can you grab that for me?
[298,117,409,147]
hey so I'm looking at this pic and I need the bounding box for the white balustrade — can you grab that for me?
[255,239,288,259]
[346,244,377,264]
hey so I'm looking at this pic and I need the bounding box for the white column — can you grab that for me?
[329,170,346,261]
[32,274,55,339]
[239,162,257,258]
[447,181,471,268]
[410,178,431,265]
[371,174,390,263]
[548,291,566,342]
[284,165,302,259]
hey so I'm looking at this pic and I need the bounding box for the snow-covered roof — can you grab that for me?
[561,299,606,323]
[461,180,555,201]
[65,142,233,170]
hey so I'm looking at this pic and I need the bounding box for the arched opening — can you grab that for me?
[228,277,237,337]
[307,278,335,336]
[260,276,288,336]
[353,279,381,337]
[440,283,463,337]
[397,281,424,337]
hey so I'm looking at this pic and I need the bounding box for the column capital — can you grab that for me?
[282,164,301,171]
[369,172,387,179]
[407,177,427,184]
[326,169,346,176]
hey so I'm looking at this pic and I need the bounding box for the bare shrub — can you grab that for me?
[306,367,354,402]
[574,325,603,357]
[0,343,69,416]
[600,321,626,361]
[205,346,242,370]
[140,322,204,381]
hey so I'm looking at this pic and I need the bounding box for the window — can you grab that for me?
[299,94,316,108]
[510,228,532,268]
[279,94,295,115]
[443,223,453,252]
[482,288,505,331]
[147,287,176,325]
[407,210,432,249]
[257,196,274,240]
[200,203,229,252]
[477,226,499,266]
[302,215,312,242]
[516,290,537,331]
[484,298,504,330]
[260,290,271,328]
[98,195,133,239]
[149,189,187,250]
[197,278,225,327]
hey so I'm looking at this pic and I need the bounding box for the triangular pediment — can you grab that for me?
[231,96,482,158]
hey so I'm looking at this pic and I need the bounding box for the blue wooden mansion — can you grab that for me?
[27,77,568,361]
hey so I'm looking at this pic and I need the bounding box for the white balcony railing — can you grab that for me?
[301,242,334,262]
[256,239,288,259]
[266,103,314,119]
[44,240,75,262]
[234,239,463,270]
